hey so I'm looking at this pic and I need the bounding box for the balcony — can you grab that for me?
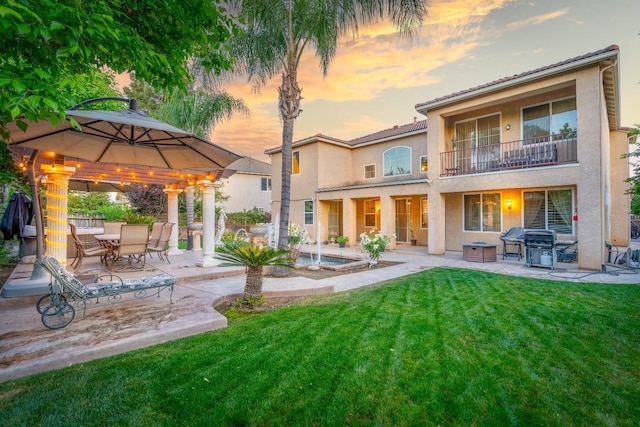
[439,132,578,177]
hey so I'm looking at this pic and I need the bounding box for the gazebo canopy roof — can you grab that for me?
[10,146,236,188]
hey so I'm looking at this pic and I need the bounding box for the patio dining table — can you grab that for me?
[94,234,121,262]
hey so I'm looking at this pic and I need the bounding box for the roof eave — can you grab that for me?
[415,48,620,115]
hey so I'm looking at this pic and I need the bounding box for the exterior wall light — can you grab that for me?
[506,197,512,210]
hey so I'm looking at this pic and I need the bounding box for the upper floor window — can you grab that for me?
[383,146,411,177]
[260,177,271,192]
[304,199,314,225]
[364,164,376,179]
[463,193,501,232]
[292,151,300,174]
[522,97,576,143]
[523,189,573,235]
[420,155,428,173]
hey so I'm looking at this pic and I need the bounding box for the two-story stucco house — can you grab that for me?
[220,157,272,214]
[417,45,629,271]
[268,45,630,271]
[266,119,430,247]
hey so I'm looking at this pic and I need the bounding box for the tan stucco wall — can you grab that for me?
[610,130,631,247]
[220,173,271,213]
[425,65,621,270]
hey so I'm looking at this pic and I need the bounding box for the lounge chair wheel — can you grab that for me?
[36,294,67,314]
[42,303,75,329]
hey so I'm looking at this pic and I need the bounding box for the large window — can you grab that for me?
[463,193,501,232]
[304,199,314,225]
[523,189,573,235]
[260,177,271,192]
[522,97,577,142]
[383,146,411,177]
[292,151,300,174]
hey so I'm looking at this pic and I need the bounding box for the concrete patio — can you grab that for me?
[1,242,638,383]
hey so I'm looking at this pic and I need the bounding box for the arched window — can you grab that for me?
[383,146,411,177]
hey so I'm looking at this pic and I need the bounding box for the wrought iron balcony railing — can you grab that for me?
[439,132,578,177]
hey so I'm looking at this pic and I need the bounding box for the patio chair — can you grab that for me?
[111,224,149,271]
[556,241,578,263]
[103,221,127,235]
[69,223,111,272]
[148,222,165,247]
[147,222,174,263]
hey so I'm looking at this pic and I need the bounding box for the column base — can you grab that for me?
[168,248,184,256]
[196,256,222,267]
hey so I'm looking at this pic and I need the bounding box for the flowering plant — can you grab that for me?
[287,223,310,261]
[359,228,394,261]
[287,223,310,246]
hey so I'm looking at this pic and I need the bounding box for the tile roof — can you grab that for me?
[415,45,619,111]
[265,119,427,154]
[227,156,271,174]
[347,119,427,146]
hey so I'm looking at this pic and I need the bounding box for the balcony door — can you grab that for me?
[454,114,501,172]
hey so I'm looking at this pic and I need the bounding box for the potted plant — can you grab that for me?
[410,227,417,246]
[336,235,348,248]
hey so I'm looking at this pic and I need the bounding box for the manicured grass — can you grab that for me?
[1,268,639,426]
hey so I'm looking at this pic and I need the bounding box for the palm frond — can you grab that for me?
[216,241,294,268]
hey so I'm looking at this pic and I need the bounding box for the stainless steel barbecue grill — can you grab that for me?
[524,229,557,269]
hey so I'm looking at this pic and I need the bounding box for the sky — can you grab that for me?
[210,0,640,162]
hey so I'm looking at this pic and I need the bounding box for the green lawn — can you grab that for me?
[1,268,639,426]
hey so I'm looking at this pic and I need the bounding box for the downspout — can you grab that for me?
[599,59,617,269]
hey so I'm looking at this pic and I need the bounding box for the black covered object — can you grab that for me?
[1,191,33,240]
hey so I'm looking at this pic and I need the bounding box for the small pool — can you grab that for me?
[295,252,370,271]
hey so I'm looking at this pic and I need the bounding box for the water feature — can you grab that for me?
[295,252,369,271]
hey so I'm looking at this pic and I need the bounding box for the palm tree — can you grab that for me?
[216,240,294,299]
[155,88,249,139]
[223,0,427,275]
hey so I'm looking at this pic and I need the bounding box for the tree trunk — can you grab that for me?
[243,265,264,299]
[274,64,301,277]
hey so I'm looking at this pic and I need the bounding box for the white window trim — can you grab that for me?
[364,163,376,180]
[304,199,314,225]
[260,177,272,192]
[383,146,412,177]
[419,155,428,174]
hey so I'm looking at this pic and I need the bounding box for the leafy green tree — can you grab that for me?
[219,0,427,275]
[0,0,238,139]
[624,124,640,214]
[67,192,112,216]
